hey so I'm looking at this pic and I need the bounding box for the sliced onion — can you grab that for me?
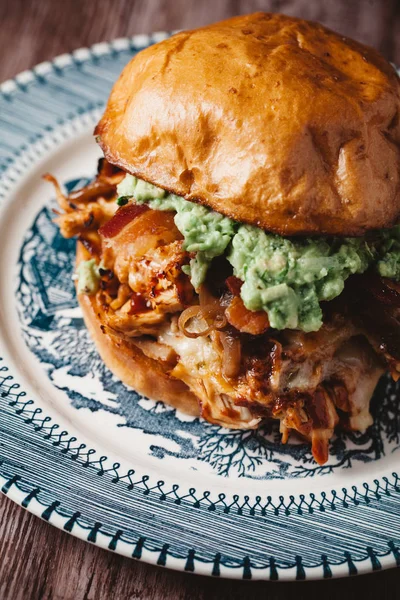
[198,284,217,307]
[178,305,213,338]
[214,313,227,330]
[218,331,241,378]
[198,285,227,327]
[179,285,230,339]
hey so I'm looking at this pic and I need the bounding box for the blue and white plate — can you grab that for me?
[0,34,399,581]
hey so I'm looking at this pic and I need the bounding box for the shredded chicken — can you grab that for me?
[48,162,398,465]
[45,159,123,238]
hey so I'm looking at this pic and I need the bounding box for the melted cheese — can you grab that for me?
[158,321,261,428]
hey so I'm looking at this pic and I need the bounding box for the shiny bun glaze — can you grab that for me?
[96,12,400,235]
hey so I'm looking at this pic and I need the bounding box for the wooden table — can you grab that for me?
[1,1,399,598]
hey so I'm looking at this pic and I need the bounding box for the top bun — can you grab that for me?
[96,12,400,235]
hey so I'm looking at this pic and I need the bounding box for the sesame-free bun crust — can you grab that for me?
[76,244,200,416]
[96,12,400,236]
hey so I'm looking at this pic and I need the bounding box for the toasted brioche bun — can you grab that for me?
[76,243,200,417]
[96,12,400,236]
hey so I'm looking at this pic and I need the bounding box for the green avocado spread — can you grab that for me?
[76,258,100,295]
[116,174,400,332]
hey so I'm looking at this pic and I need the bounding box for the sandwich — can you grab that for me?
[49,12,400,465]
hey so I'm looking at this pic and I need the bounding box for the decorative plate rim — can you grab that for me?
[0,34,399,581]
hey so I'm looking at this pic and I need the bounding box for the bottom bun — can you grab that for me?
[76,243,200,417]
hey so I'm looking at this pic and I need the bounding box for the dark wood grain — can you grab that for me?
[1,0,399,82]
[1,492,400,600]
[1,1,400,598]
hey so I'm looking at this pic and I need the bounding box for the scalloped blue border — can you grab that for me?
[2,361,399,514]
[0,35,399,581]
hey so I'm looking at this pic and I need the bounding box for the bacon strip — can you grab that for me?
[99,203,149,238]
[226,275,242,296]
[225,296,270,335]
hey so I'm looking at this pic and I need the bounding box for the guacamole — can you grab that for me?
[228,227,372,331]
[116,174,400,332]
[117,175,235,289]
[376,225,400,280]
[76,258,100,295]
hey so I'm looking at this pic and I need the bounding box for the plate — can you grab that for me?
[0,34,399,582]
